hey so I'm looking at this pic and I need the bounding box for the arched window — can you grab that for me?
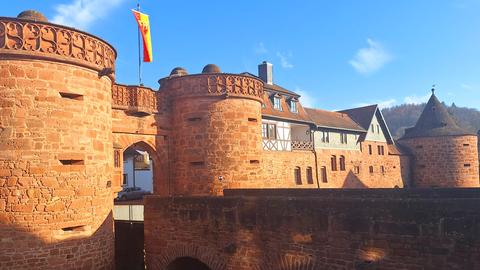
[294,167,302,185]
[339,155,346,171]
[369,166,374,173]
[306,167,313,184]
[331,155,337,171]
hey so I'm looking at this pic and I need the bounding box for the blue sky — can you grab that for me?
[5,0,480,110]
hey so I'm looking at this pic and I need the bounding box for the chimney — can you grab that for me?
[258,61,273,85]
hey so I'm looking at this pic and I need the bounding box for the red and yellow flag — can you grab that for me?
[132,9,153,62]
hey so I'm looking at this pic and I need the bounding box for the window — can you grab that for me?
[368,145,372,155]
[369,166,374,173]
[339,156,346,171]
[306,167,313,184]
[321,131,330,143]
[331,155,337,171]
[262,123,277,139]
[321,166,328,183]
[122,173,127,185]
[273,96,282,111]
[377,145,385,155]
[294,167,302,185]
[353,166,360,174]
[377,124,380,134]
[290,100,298,113]
[340,133,348,144]
[380,166,385,174]
[371,124,374,131]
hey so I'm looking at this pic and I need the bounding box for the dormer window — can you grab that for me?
[289,98,298,113]
[273,96,282,111]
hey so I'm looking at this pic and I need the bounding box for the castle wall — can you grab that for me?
[145,189,480,270]
[399,135,479,187]
[0,17,116,269]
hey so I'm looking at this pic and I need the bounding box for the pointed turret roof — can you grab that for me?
[401,92,474,139]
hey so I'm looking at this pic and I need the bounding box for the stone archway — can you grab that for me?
[113,134,170,196]
[167,257,212,270]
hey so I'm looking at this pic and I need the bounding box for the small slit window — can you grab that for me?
[59,92,83,101]
[190,161,204,166]
[464,164,471,167]
[187,117,202,122]
[250,160,260,164]
[369,166,374,173]
[60,159,84,165]
[248,118,258,122]
[62,225,86,233]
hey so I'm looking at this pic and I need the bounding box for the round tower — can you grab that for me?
[0,12,116,269]
[398,91,479,187]
[159,65,264,195]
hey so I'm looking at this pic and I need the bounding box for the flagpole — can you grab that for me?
[137,1,142,85]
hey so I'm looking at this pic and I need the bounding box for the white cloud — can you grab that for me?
[461,83,473,90]
[404,94,430,104]
[349,38,392,74]
[356,98,397,109]
[295,87,317,108]
[254,42,268,54]
[276,52,294,69]
[52,0,126,30]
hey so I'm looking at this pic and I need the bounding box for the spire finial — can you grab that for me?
[431,84,436,95]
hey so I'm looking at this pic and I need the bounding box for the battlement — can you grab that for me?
[0,16,116,77]
[112,84,159,115]
[160,72,264,101]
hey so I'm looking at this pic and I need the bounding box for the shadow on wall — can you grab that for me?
[0,212,114,269]
[342,171,368,188]
[167,257,212,270]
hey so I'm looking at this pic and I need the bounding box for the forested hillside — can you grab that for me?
[382,103,480,139]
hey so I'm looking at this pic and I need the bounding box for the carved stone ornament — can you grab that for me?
[0,17,116,74]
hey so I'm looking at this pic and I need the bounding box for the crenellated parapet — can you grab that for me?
[0,16,116,76]
[161,73,264,101]
[112,84,158,115]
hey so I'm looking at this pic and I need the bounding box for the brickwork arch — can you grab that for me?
[113,134,170,196]
[147,245,226,270]
[254,254,319,270]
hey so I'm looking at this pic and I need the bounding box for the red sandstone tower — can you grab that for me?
[0,11,116,269]
[160,64,264,195]
[398,91,479,187]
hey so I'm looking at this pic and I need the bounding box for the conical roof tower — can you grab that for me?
[401,91,474,139]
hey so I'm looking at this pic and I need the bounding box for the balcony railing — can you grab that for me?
[291,140,314,151]
[263,139,313,151]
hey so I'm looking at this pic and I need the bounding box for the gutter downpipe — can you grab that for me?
[311,128,320,189]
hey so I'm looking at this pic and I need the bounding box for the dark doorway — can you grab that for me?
[167,257,212,270]
[115,221,144,270]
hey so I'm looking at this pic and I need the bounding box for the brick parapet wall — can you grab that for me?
[145,190,480,270]
[399,135,479,187]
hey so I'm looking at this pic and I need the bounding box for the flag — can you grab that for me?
[132,9,153,62]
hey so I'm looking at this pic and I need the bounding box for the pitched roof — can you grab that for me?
[400,93,475,139]
[304,108,365,132]
[261,93,312,123]
[240,72,300,97]
[338,104,378,130]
